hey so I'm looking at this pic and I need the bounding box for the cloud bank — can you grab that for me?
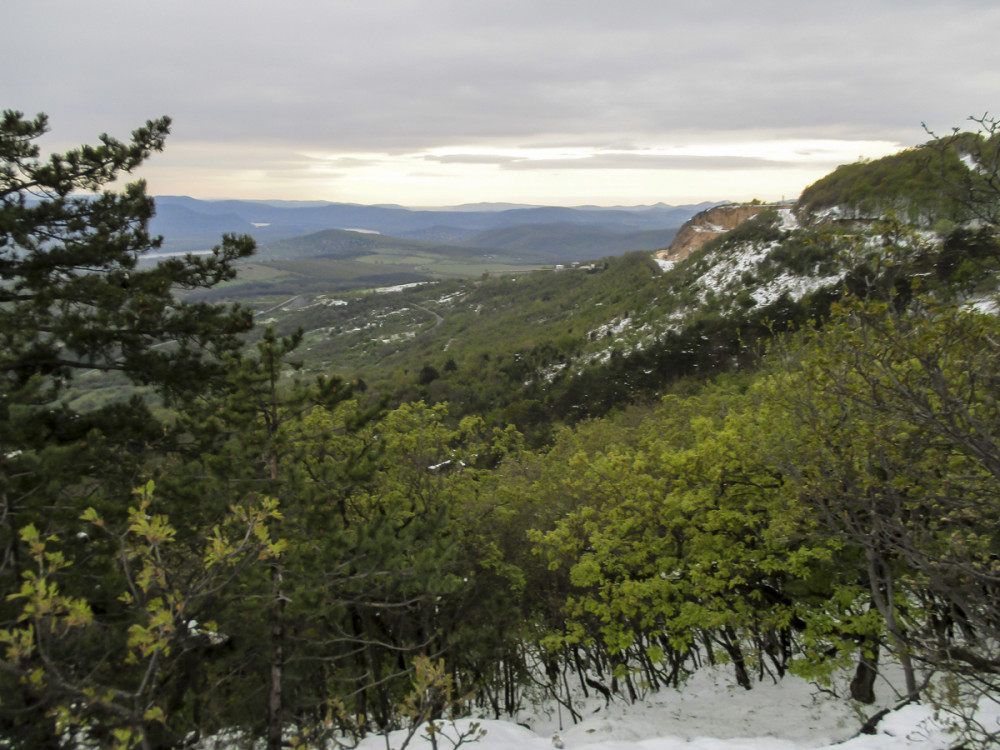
[5,0,998,205]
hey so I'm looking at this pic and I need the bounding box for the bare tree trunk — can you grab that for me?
[266,444,284,750]
[850,635,880,704]
[267,561,285,750]
[866,549,917,698]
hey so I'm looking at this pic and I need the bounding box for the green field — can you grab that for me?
[197,246,549,304]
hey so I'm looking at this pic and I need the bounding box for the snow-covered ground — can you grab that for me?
[357,667,993,750]
[652,258,677,272]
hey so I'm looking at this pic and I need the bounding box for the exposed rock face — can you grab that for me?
[654,203,779,263]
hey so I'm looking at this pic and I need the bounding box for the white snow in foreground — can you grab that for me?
[967,296,1000,315]
[356,668,988,750]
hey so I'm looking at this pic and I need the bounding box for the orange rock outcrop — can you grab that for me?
[655,203,779,263]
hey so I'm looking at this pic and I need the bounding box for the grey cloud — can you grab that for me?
[423,154,524,165]
[501,154,796,171]
[6,0,999,196]
[311,157,385,168]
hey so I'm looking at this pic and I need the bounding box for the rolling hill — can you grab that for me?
[149,196,711,255]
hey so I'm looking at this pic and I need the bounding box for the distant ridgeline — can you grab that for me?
[150,196,715,261]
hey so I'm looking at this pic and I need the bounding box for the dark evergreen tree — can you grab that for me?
[0,111,255,747]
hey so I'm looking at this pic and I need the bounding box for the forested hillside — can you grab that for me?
[4,110,1000,750]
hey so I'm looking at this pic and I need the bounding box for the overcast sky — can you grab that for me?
[6,1,998,206]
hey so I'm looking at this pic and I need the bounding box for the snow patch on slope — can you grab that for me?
[653,258,677,272]
[754,270,842,307]
[778,207,799,231]
[694,241,773,301]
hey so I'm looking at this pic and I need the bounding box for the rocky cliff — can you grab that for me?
[654,203,780,263]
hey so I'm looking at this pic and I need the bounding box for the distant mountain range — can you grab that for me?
[150,196,718,261]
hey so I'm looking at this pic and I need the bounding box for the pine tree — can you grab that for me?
[0,111,255,746]
[0,110,254,519]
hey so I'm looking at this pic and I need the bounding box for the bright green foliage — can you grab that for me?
[509,211,1000,739]
[528,378,845,692]
[0,481,283,749]
[766,295,1000,707]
